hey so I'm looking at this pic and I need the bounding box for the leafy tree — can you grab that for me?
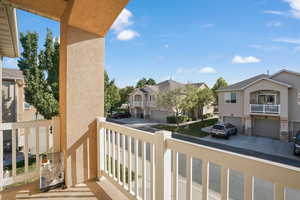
[119,86,134,105]
[18,30,59,119]
[136,77,156,88]
[104,71,121,115]
[183,86,214,120]
[212,77,228,104]
[157,88,185,125]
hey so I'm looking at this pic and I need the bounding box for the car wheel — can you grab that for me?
[211,134,215,138]
[294,149,299,156]
[225,135,229,140]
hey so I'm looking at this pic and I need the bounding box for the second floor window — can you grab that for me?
[225,92,237,104]
[150,95,155,101]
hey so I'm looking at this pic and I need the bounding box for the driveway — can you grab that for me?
[201,134,300,161]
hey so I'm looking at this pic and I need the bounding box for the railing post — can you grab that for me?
[154,130,172,200]
[97,117,106,178]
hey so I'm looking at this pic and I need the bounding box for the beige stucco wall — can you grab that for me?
[272,72,300,121]
[244,79,289,119]
[218,91,244,117]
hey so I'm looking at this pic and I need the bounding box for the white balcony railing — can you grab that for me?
[250,104,280,114]
[97,118,300,200]
[146,101,156,107]
[132,101,143,107]
[0,117,60,188]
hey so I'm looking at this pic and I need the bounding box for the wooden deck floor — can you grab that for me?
[0,179,115,200]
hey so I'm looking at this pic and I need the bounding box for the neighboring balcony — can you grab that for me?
[250,104,280,114]
[146,101,156,107]
[132,101,143,107]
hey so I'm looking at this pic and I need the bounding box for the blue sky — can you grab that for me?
[3,0,300,88]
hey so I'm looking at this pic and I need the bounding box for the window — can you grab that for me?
[24,102,31,110]
[225,92,237,103]
[150,95,155,101]
[298,89,300,105]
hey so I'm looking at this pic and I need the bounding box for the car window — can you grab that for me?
[296,134,300,140]
[213,125,224,130]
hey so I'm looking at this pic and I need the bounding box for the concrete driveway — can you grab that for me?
[200,134,300,161]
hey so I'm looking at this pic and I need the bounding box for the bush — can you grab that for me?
[166,115,191,124]
[203,113,214,119]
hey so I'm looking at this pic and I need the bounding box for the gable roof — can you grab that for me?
[2,68,24,80]
[271,69,300,78]
[217,74,269,92]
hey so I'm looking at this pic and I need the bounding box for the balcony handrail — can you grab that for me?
[97,118,300,200]
[0,117,60,189]
[250,104,280,114]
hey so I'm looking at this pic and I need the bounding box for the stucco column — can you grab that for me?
[244,115,252,136]
[280,118,289,141]
[60,16,104,185]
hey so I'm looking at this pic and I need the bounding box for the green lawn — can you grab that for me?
[152,118,218,138]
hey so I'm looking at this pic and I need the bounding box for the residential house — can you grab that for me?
[217,69,300,141]
[129,80,214,122]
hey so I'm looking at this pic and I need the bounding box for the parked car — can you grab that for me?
[210,122,237,139]
[111,111,131,119]
[294,132,300,155]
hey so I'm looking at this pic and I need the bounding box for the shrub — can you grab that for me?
[203,113,213,119]
[166,115,191,124]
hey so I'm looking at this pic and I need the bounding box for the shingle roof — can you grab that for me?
[217,74,269,91]
[2,68,24,80]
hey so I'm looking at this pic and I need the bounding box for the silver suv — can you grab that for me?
[210,122,237,139]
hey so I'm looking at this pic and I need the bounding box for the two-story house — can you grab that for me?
[217,69,300,141]
[129,79,214,122]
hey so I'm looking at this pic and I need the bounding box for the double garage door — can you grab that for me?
[253,117,280,139]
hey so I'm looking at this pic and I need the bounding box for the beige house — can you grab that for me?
[129,80,214,122]
[217,69,300,141]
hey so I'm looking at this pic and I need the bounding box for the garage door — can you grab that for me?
[293,122,300,135]
[223,117,243,133]
[253,118,280,139]
[150,110,172,122]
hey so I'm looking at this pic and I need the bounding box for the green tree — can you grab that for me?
[18,30,59,119]
[157,88,185,125]
[183,86,214,120]
[212,77,228,104]
[104,71,121,115]
[119,86,134,105]
[136,77,156,88]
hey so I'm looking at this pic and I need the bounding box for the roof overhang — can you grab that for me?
[0,3,19,58]
[3,0,130,37]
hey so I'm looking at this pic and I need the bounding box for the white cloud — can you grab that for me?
[273,37,300,44]
[232,56,261,64]
[111,9,139,41]
[200,24,214,28]
[198,67,216,73]
[267,21,282,27]
[263,10,286,16]
[264,1,300,19]
[117,30,140,41]
[284,0,300,19]
[164,44,169,48]
[112,9,133,32]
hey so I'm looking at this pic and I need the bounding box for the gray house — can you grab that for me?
[217,69,300,141]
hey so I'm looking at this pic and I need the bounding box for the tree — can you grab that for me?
[136,77,156,88]
[183,86,214,120]
[156,88,185,125]
[119,86,134,106]
[18,30,59,119]
[212,77,228,104]
[104,71,121,115]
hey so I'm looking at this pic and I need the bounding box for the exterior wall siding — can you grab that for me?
[218,91,244,117]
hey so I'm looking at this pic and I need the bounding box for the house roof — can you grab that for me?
[217,70,294,92]
[270,69,300,78]
[217,74,269,92]
[2,68,24,80]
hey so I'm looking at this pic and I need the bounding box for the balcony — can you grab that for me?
[250,104,280,114]
[146,101,156,107]
[132,101,143,107]
[1,118,300,199]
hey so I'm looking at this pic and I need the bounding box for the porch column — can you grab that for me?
[280,118,289,141]
[245,115,252,136]
[60,15,104,186]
